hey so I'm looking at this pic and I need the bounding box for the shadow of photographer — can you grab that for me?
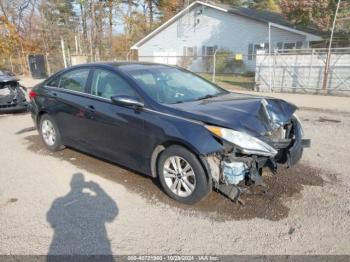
[47,173,118,261]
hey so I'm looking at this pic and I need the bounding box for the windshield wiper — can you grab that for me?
[171,100,185,104]
[195,94,217,101]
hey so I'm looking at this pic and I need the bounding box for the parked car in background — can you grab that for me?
[0,70,28,114]
[29,62,310,204]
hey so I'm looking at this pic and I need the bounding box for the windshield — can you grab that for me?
[126,67,228,104]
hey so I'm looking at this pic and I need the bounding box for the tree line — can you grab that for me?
[0,0,349,72]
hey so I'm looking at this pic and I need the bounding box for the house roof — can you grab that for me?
[216,3,322,36]
[131,1,323,50]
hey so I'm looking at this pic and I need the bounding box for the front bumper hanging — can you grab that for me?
[204,120,310,203]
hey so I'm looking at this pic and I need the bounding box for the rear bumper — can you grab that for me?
[28,101,38,128]
[0,102,29,114]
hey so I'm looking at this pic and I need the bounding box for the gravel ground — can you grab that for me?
[0,108,350,255]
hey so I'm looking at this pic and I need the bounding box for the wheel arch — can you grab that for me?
[37,110,48,127]
[150,140,212,185]
[37,111,63,138]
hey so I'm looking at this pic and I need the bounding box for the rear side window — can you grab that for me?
[90,69,136,99]
[59,68,90,93]
[46,76,60,87]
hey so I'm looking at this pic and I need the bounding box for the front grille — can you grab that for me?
[0,103,17,108]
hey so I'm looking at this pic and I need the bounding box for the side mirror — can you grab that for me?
[111,95,144,109]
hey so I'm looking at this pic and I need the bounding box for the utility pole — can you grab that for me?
[91,0,96,62]
[45,53,51,76]
[212,49,218,83]
[268,22,272,92]
[322,0,341,91]
[77,32,81,55]
[61,37,67,68]
[75,34,78,54]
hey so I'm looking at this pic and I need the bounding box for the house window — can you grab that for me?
[284,42,296,49]
[202,46,218,56]
[264,42,269,51]
[206,46,214,56]
[255,44,264,51]
[248,43,270,60]
[296,41,303,49]
[276,41,303,51]
[248,43,263,60]
[248,44,253,60]
[276,42,283,50]
[183,46,197,58]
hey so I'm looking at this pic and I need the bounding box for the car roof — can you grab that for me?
[46,62,177,82]
[75,62,175,71]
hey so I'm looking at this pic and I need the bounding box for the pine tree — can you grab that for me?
[280,0,350,32]
[249,0,280,12]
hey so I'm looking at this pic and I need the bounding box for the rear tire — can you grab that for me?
[157,145,211,204]
[39,114,64,152]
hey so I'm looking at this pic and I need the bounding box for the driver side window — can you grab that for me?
[91,69,137,99]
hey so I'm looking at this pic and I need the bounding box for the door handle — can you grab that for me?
[87,105,95,111]
[84,105,96,120]
[52,92,57,97]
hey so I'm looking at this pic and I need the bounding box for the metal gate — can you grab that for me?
[255,48,350,95]
[28,54,47,79]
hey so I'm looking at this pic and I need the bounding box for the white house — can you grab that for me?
[130,1,322,72]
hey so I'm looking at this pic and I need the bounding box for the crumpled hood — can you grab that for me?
[0,83,25,105]
[0,75,18,83]
[0,86,17,104]
[165,93,297,136]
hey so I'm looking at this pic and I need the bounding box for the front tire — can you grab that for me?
[157,145,211,204]
[39,114,64,152]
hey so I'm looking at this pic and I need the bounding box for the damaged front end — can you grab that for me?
[203,100,310,203]
[0,78,28,113]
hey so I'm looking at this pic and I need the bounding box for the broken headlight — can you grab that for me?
[205,125,278,157]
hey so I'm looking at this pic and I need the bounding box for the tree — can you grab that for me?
[280,0,350,32]
[217,0,243,6]
[107,0,114,48]
[249,0,280,12]
[42,0,77,31]
[40,0,78,51]
[38,0,78,68]
[0,0,41,74]
[157,0,185,21]
[336,1,350,34]
[147,0,154,27]
[78,0,88,41]
[0,16,20,57]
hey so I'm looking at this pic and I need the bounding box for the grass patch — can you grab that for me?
[199,73,255,90]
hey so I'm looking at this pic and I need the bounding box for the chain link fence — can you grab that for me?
[255,48,350,95]
[133,53,257,90]
[133,49,350,94]
[0,52,65,77]
[2,47,350,95]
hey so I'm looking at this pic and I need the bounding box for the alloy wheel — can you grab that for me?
[163,156,196,197]
[41,119,56,146]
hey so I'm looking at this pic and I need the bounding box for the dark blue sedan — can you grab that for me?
[29,62,309,204]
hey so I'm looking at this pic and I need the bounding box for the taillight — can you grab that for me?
[29,89,38,99]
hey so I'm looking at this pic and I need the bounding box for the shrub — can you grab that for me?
[205,49,235,73]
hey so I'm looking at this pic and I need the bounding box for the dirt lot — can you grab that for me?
[1,99,350,254]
